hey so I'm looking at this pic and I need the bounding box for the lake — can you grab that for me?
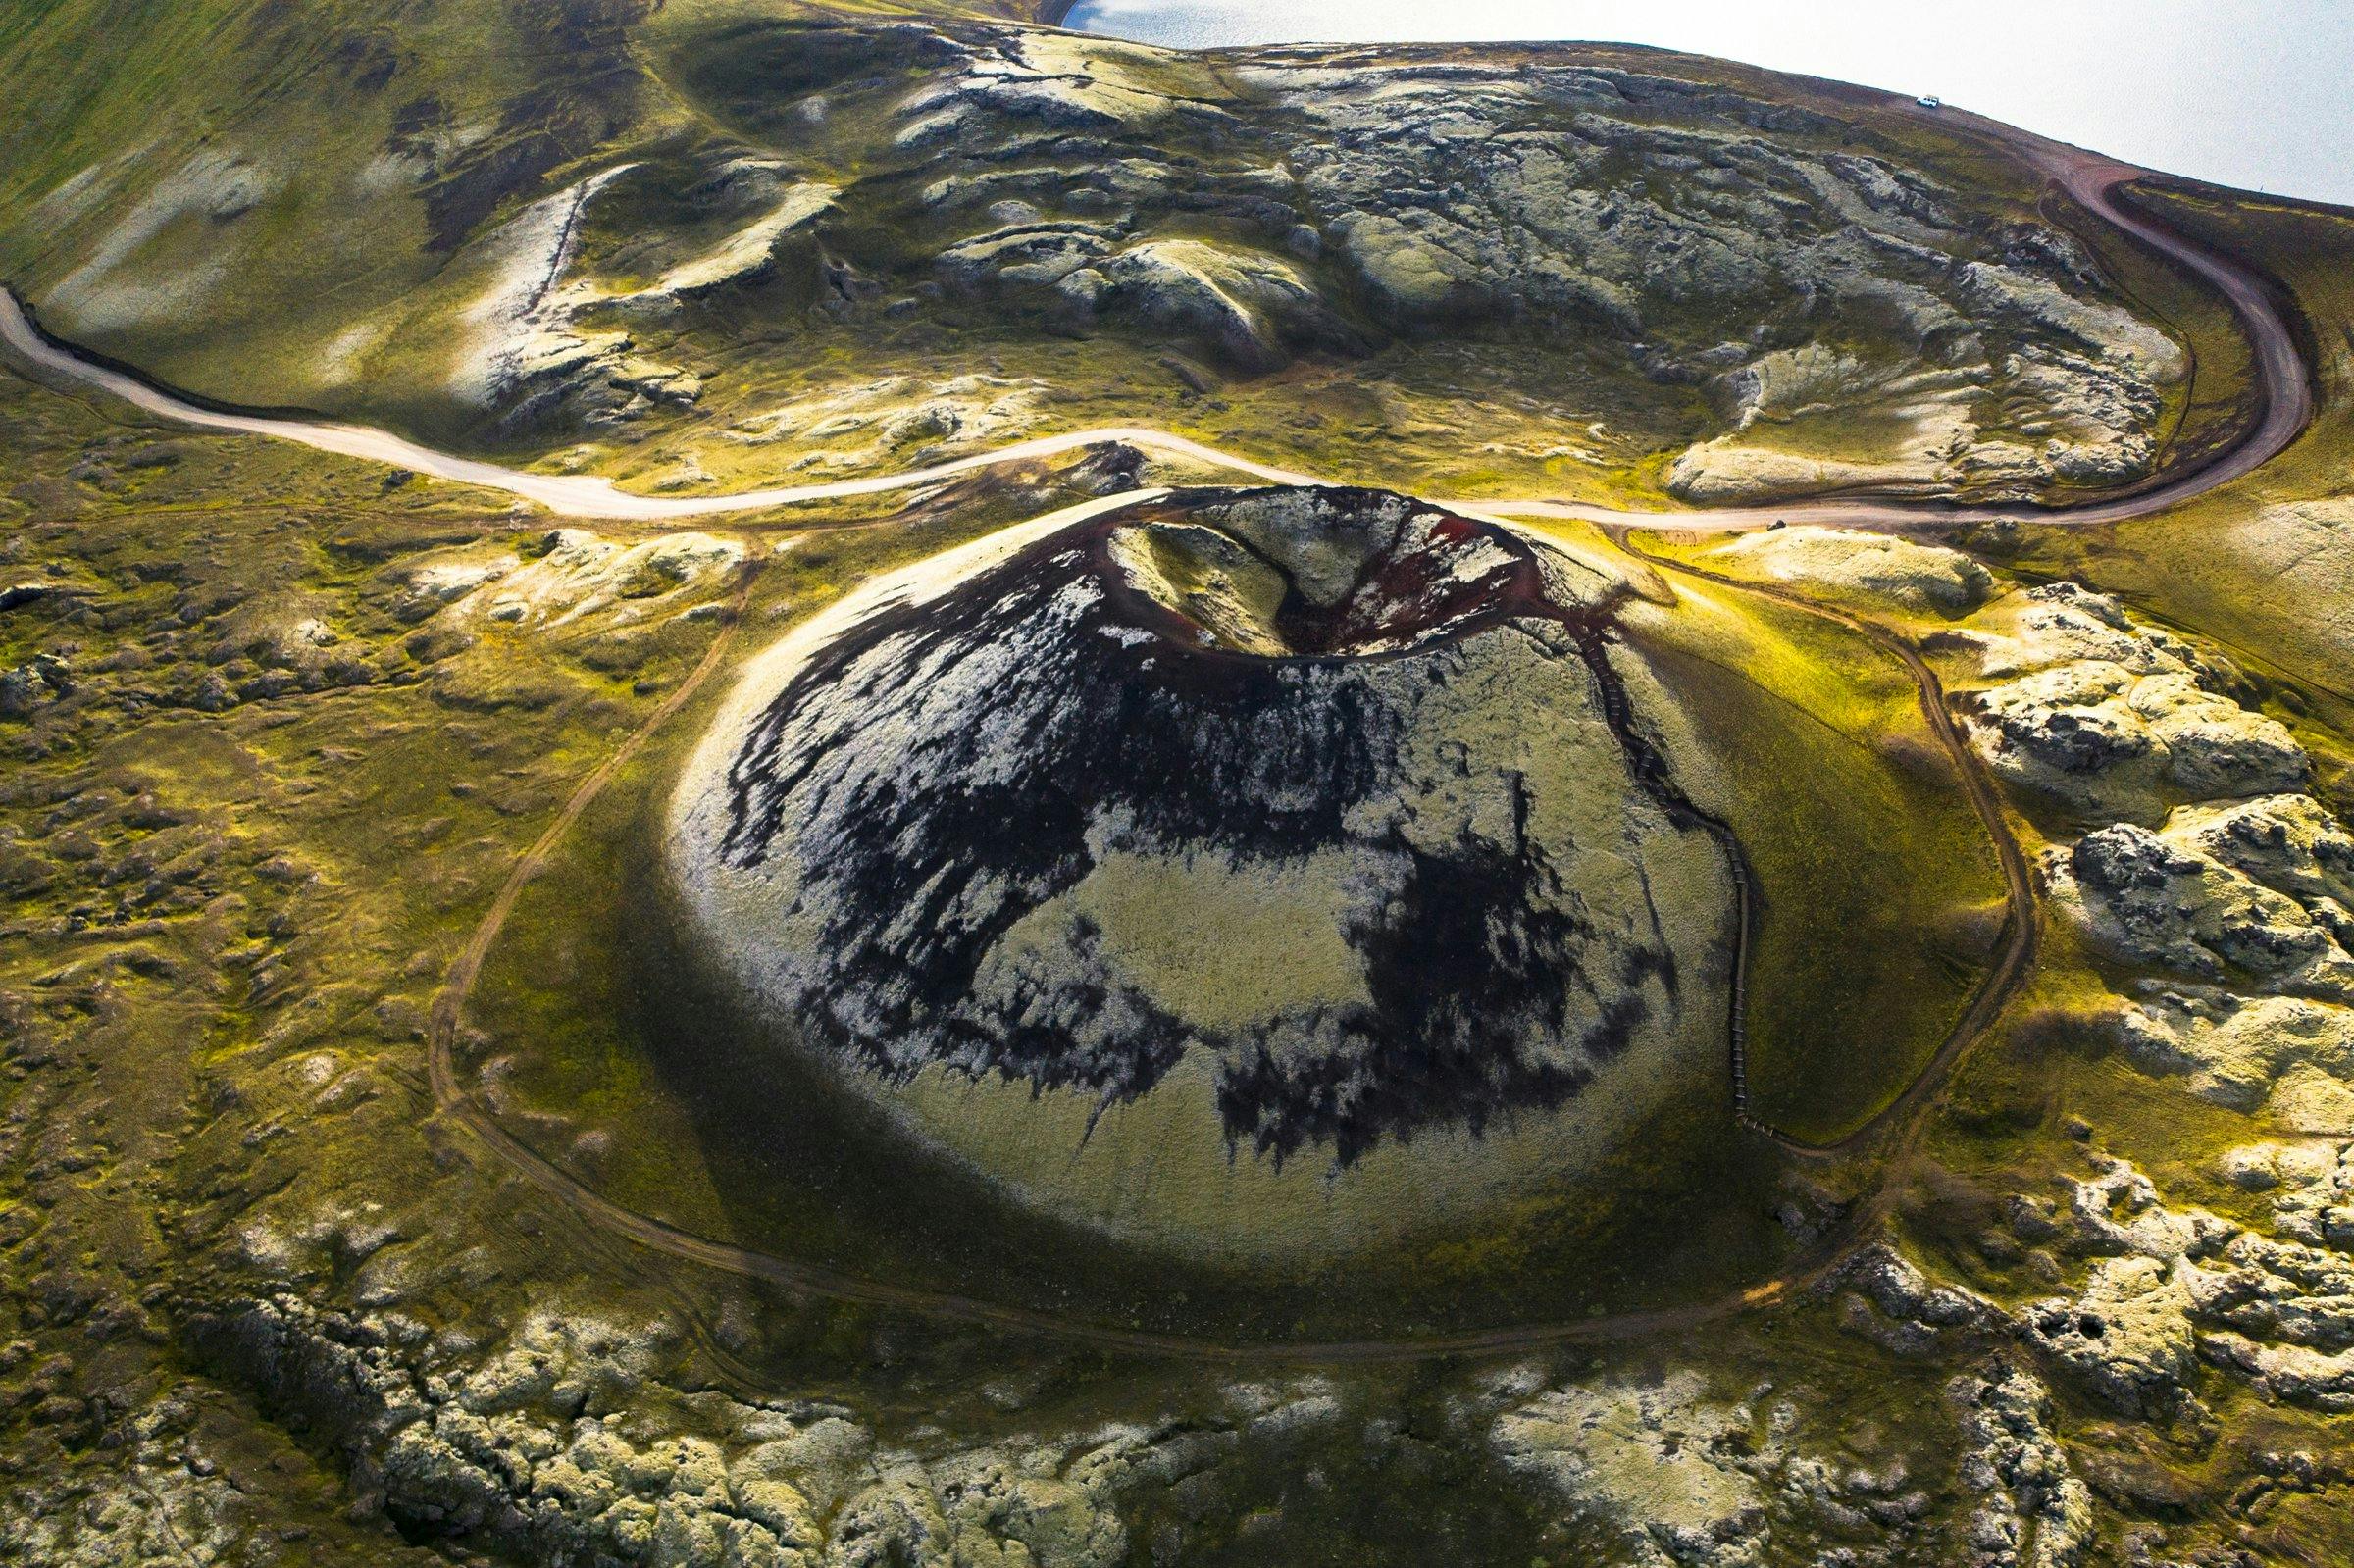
[1066,0,2354,208]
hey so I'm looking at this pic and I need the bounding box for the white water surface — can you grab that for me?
[1068,0,2354,208]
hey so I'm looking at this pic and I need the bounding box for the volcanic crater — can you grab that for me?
[667,486,1745,1258]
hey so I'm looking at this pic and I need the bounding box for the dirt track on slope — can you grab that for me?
[1607,532,2041,1160]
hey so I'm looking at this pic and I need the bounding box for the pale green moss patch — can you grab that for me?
[1006,844,1373,1033]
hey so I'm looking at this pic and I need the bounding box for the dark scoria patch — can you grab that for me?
[705,486,1737,1165]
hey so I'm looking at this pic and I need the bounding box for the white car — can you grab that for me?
[1918,94,1944,109]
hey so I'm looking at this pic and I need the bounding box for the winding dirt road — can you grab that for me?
[0,291,1329,519]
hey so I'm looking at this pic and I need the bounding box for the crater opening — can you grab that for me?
[1103,488,1536,658]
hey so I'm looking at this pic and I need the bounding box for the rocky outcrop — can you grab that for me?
[2021,1255,2201,1419]
[2231,1139,2354,1248]
[183,1290,1295,1568]
[1948,1363,2094,1568]
[1083,238,1353,372]
[1931,579,2354,1419]
[449,168,704,430]
[1702,528,1994,614]
[1941,580,2354,1132]
[2166,793,2354,921]
[25,13,2197,496]
[398,530,744,630]
[1481,1361,1953,1567]
[1236,56,2175,500]
[2051,824,2354,997]
[1734,560,2354,1434]
[896,29,1222,143]
[937,225,1362,371]
[2117,990,2354,1127]
[637,181,838,303]
[719,371,1050,474]
[1818,1242,2005,1355]
[0,1381,253,1567]
[1960,582,2305,819]
[0,653,75,720]
[1489,1371,1774,1567]
[1995,1152,2354,1416]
